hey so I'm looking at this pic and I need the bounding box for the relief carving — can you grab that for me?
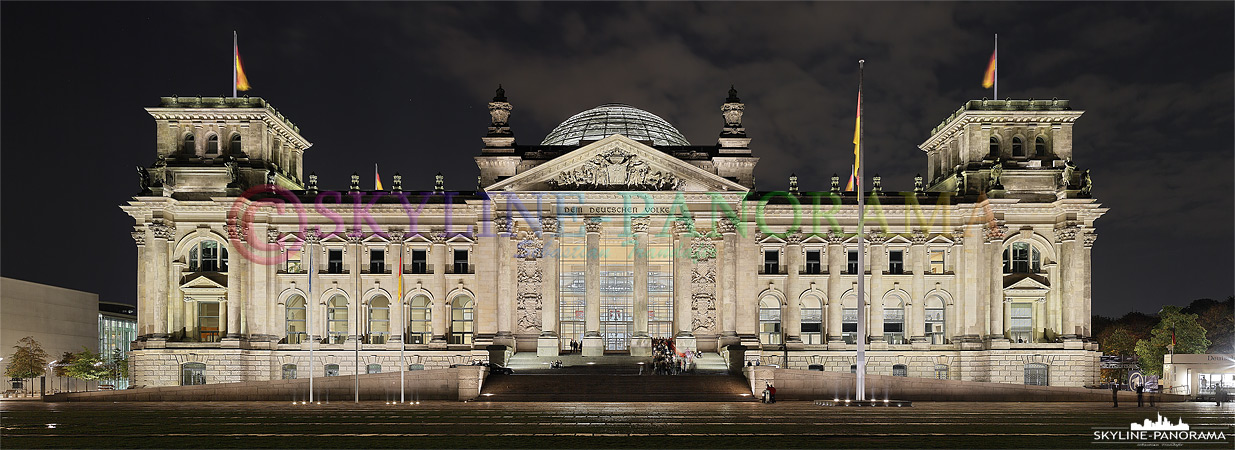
[516,260,543,332]
[548,148,683,190]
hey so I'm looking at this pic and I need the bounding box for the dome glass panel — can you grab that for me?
[541,104,690,146]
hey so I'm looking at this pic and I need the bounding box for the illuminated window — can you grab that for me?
[325,364,339,377]
[934,364,949,380]
[924,296,947,345]
[197,301,220,342]
[1010,303,1033,343]
[929,250,945,274]
[368,296,389,344]
[327,295,348,344]
[366,363,381,374]
[285,295,307,344]
[407,296,431,344]
[286,248,302,273]
[450,296,474,345]
[758,297,781,345]
[892,364,908,377]
[188,240,228,272]
[883,304,905,344]
[842,306,858,344]
[281,364,297,380]
[1003,242,1041,274]
[800,295,823,345]
[180,362,206,386]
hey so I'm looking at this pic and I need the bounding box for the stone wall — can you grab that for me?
[130,348,488,387]
[745,366,1186,402]
[47,366,486,402]
[753,348,1100,387]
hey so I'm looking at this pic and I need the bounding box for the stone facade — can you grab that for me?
[122,90,1104,389]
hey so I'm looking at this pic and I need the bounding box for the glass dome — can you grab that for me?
[541,104,690,146]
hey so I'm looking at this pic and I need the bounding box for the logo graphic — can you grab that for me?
[1130,413,1188,431]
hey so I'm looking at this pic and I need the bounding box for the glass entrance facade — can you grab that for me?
[559,234,586,349]
[600,235,633,350]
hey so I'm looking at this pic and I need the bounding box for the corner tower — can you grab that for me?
[142,96,310,198]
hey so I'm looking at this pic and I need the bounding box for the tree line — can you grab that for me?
[1093,296,1234,376]
[4,336,129,384]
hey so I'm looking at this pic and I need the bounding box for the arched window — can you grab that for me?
[989,136,1000,157]
[205,134,219,155]
[1011,137,1025,157]
[1024,363,1049,386]
[327,295,348,344]
[188,240,228,272]
[229,134,242,155]
[892,364,908,377]
[842,299,858,344]
[1003,242,1041,274]
[368,296,390,344]
[924,296,947,345]
[182,133,195,154]
[758,297,781,345]
[800,295,823,345]
[449,296,474,345]
[281,364,297,380]
[934,364,949,380]
[366,363,382,374]
[407,295,431,344]
[883,297,905,344]
[1034,136,1046,156]
[285,295,307,344]
[181,362,206,386]
[324,364,339,377]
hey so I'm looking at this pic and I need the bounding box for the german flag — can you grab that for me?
[234,32,251,92]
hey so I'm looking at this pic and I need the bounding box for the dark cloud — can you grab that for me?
[1,2,1230,317]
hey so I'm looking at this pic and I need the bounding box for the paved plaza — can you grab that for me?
[3,400,1232,448]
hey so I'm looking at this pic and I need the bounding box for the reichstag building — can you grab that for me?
[123,86,1105,388]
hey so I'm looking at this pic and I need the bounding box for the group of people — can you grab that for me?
[1112,382,1157,407]
[649,337,695,375]
[566,340,582,354]
[761,383,777,403]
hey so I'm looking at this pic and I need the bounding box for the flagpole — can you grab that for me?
[993,34,998,100]
[308,250,314,404]
[399,249,405,404]
[232,31,237,98]
[855,59,867,402]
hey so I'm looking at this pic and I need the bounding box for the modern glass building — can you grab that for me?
[99,302,137,389]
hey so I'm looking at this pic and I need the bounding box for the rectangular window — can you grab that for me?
[883,308,905,344]
[888,250,904,274]
[804,250,822,274]
[930,250,945,274]
[369,249,385,273]
[842,307,858,344]
[197,302,220,342]
[1010,302,1033,343]
[286,248,303,273]
[847,250,859,274]
[801,307,823,344]
[763,250,779,274]
[452,249,469,274]
[327,249,344,274]
[925,308,946,345]
[411,250,428,274]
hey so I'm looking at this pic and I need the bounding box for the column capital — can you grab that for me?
[494,215,514,234]
[131,229,147,246]
[910,230,929,245]
[631,216,651,234]
[716,217,737,234]
[866,230,887,245]
[826,230,845,245]
[672,217,695,235]
[387,228,406,241]
[984,222,1008,243]
[584,216,604,234]
[1082,230,1097,248]
[149,220,174,240]
[539,216,558,234]
[785,229,803,245]
[430,230,449,243]
[345,228,364,244]
[265,227,280,244]
[304,227,322,244]
[1054,223,1080,243]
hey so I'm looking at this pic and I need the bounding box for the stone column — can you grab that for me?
[628,216,652,356]
[536,217,561,356]
[1082,230,1096,338]
[909,231,928,348]
[825,231,845,345]
[986,225,1007,345]
[346,229,363,343]
[430,231,448,346]
[149,221,172,341]
[131,228,148,338]
[1057,224,1082,342]
[868,232,887,348]
[223,225,244,344]
[719,218,739,346]
[672,219,694,336]
[305,228,323,347]
[495,218,515,348]
[784,231,803,347]
[581,217,604,356]
[957,225,984,348]
[387,229,405,348]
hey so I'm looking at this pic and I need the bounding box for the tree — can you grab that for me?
[1195,296,1234,354]
[1101,326,1138,357]
[4,336,49,379]
[64,348,109,381]
[53,351,75,377]
[1134,306,1210,376]
[108,349,129,381]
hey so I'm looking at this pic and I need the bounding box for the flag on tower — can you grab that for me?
[982,49,996,89]
[375,164,384,190]
[845,92,861,191]
[234,32,251,93]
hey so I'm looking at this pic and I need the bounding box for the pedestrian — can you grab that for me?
[768,383,777,403]
[762,383,770,403]
[1135,383,1144,407]
[1216,384,1225,406]
[1111,382,1119,407]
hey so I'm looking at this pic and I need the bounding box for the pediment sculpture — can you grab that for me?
[548,148,683,190]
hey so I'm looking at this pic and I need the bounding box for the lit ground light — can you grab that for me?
[3,401,1232,448]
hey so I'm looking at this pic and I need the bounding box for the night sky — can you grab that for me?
[2,2,1231,317]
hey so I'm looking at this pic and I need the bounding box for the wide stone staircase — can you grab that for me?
[479,353,756,402]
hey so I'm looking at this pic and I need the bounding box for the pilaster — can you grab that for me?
[582,217,604,356]
[783,231,804,348]
[825,230,845,345]
[537,217,561,356]
[718,218,739,346]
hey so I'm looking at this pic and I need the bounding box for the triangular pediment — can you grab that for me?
[1004,273,1051,292]
[486,134,748,192]
[180,273,228,292]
